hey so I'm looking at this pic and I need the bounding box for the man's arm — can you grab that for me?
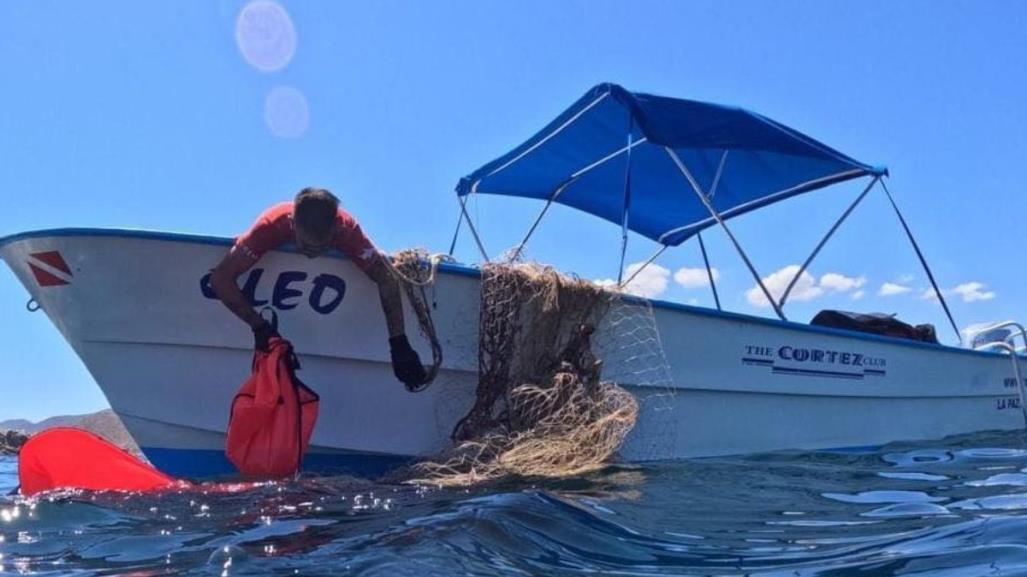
[336,217,427,389]
[364,255,405,338]
[363,254,428,390]
[209,248,265,330]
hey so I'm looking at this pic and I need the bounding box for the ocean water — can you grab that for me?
[4,431,1027,576]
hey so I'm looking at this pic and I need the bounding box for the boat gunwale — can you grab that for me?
[0,226,1004,360]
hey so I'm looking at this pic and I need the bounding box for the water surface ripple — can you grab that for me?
[4,430,1027,575]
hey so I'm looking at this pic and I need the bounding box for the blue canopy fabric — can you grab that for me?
[457,83,885,247]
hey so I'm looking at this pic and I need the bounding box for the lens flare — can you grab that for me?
[235,1,296,73]
[264,86,309,139]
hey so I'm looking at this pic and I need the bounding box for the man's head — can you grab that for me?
[293,187,339,257]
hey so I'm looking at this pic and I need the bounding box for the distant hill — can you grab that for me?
[0,413,92,433]
[0,409,141,456]
[0,418,34,432]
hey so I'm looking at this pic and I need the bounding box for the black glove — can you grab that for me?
[253,320,280,352]
[389,335,428,391]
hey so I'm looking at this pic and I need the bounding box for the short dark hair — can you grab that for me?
[293,187,339,239]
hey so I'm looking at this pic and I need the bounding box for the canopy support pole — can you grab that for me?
[697,232,721,310]
[619,244,668,289]
[779,175,880,308]
[665,146,787,321]
[617,123,635,284]
[698,151,725,310]
[617,214,630,284]
[447,206,463,256]
[880,179,961,343]
[458,194,490,263]
[509,197,554,262]
[509,177,579,262]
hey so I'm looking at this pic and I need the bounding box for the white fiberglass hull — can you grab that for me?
[1,229,1023,478]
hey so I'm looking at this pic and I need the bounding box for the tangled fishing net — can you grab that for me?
[402,259,644,486]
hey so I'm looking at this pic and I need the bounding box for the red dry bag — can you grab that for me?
[225,336,319,478]
[18,428,180,496]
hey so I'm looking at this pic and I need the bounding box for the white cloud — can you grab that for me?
[898,274,915,284]
[820,273,867,293]
[746,265,824,308]
[919,282,995,303]
[963,322,1004,339]
[851,290,866,300]
[879,282,912,296]
[596,262,670,298]
[673,266,721,289]
[952,282,996,303]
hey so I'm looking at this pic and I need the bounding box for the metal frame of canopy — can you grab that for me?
[449,84,963,343]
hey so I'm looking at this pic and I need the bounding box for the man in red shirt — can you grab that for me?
[209,187,427,390]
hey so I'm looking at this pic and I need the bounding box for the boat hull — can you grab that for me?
[2,229,1023,478]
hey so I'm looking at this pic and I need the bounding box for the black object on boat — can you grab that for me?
[811,310,938,344]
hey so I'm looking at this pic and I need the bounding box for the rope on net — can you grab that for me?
[388,249,447,389]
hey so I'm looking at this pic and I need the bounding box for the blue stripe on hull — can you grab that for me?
[141,447,413,480]
[145,445,891,479]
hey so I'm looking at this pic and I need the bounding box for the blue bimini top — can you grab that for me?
[456,83,885,247]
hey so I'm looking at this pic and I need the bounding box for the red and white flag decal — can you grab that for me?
[27,251,73,287]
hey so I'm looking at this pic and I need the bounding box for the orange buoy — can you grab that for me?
[18,428,181,496]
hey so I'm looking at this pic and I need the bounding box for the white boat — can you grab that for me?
[2,84,1025,478]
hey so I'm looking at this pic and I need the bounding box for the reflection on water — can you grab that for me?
[3,430,1027,575]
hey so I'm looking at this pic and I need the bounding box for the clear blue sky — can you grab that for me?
[1,1,1025,421]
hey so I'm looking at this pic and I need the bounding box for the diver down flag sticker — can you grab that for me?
[27,251,72,287]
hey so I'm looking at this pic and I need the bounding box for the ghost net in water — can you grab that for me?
[411,261,654,486]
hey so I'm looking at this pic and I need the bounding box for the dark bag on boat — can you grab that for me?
[810,310,939,344]
[226,337,320,478]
